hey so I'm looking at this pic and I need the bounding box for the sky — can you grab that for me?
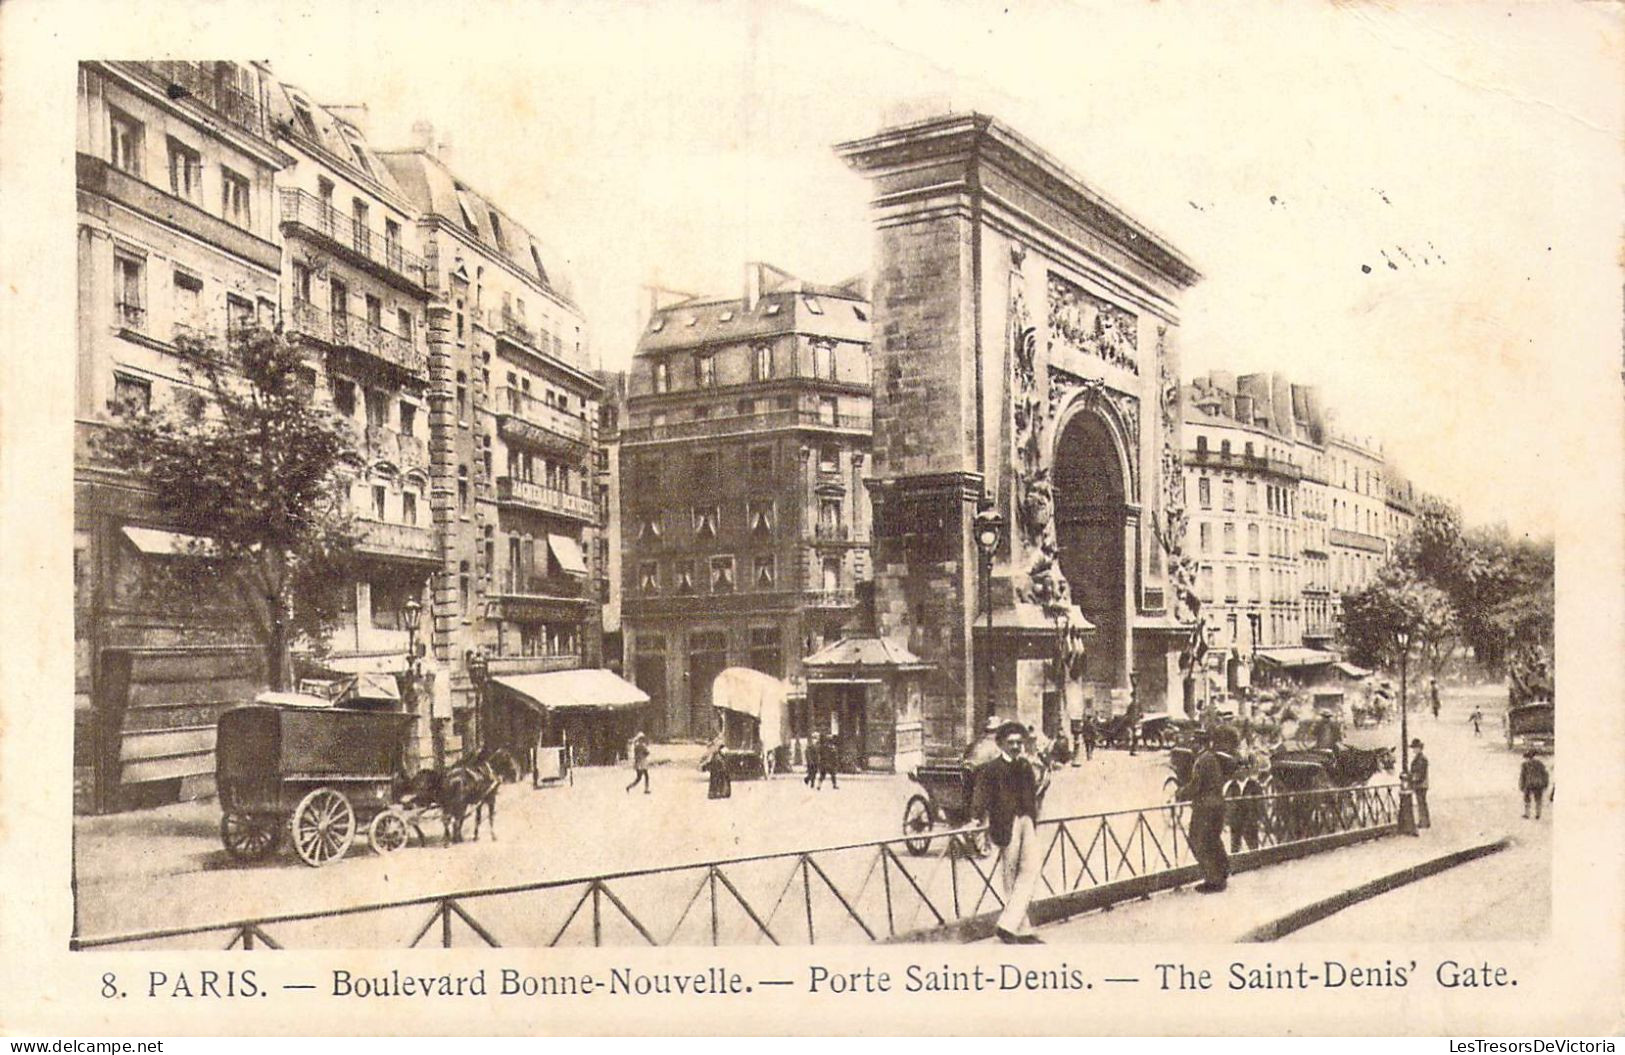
[260,0,1622,539]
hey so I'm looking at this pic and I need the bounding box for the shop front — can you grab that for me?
[490,668,651,768]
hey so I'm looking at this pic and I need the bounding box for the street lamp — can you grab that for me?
[403,597,422,669]
[466,646,491,752]
[1396,625,1418,836]
[973,496,1005,727]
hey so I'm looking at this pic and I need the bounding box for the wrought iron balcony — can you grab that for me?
[497,575,585,602]
[114,301,146,331]
[494,476,597,523]
[278,189,428,290]
[353,519,436,562]
[1186,447,1302,480]
[805,589,857,608]
[287,298,426,375]
[494,386,591,454]
[813,522,852,542]
[125,62,266,139]
[621,408,872,444]
[361,424,428,473]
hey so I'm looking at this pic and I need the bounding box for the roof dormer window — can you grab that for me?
[453,184,479,234]
[649,317,665,333]
[763,303,781,316]
[718,310,734,322]
[529,243,548,285]
[488,210,507,250]
[803,295,824,315]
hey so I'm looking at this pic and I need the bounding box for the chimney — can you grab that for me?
[411,120,436,154]
[744,262,763,312]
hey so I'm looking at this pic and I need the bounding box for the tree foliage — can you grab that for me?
[1341,565,1458,677]
[98,327,359,689]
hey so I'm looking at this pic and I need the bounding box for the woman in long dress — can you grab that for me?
[701,736,732,799]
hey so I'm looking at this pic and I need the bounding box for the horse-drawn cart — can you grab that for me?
[902,757,1053,856]
[214,692,417,867]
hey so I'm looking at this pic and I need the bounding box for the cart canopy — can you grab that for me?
[710,667,788,753]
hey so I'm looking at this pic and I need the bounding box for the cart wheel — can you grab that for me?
[369,809,409,856]
[290,788,355,867]
[220,812,279,861]
[1163,774,1182,802]
[902,794,934,856]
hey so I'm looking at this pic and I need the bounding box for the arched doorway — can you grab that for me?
[1053,410,1128,708]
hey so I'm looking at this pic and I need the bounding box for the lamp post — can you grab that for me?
[1396,625,1418,835]
[466,646,491,753]
[402,596,435,768]
[973,496,1005,728]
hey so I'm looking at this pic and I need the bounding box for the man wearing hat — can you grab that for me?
[972,720,1043,943]
[624,732,652,795]
[1408,739,1431,829]
[1518,750,1550,820]
[1178,725,1237,892]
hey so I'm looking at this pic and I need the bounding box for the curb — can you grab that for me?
[1236,835,1513,942]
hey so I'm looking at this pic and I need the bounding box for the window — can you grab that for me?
[637,514,663,542]
[221,168,251,228]
[754,555,776,589]
[457,466,469,514]
[403,491,417,525]
[397,308,413,342]
[317,175,335,206]
[736,398,754,416]
[748,627,782,677]
[292,261,314,304]
[695,353,716,388]
[109,108,142,174]
[226,294,254,335]
[818,446,839,473]
[1220,439,1232,457]
[1198,565,1214,603]
[1222,480,1235,511]
[167,138,202,203]
[1199,522,1212,554]
[332,378,357,417]
[1197,477,1211,510]
[749,500,774,538]
[456,371,468,421]
[171,270,202,337]
[674,560,695,594]
[365,388,388,429]
[818,396,838,426]
[371,485,387,520]
[342,132,373,178]
[753,343,772,381]
[529,244,548,285]
[330,278,349,319]
[114,252,144,329]
[812,340,834,380]
[804,295,824,315]
[650,359,671,394]
[487,210,507,249]
[710,556,736,593]
[1247,523,1260,555]
[360,294,380,330]
[1223,522,1236,554]
[1246,481,1258,513]
[459,560,471,615]
[1196,434,1208,455]
[291,98,319,139]
[1224,566,1238,602]
[110,373,151,417]
[639,561,660,594]
[821,557,841,593]
[351,199,371,253]
[1249,567,1262,603]
[453,185,479,233]
[819,498,843,536]
[692,506,719,539]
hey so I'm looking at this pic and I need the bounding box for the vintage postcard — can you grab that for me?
[1,0,1621,1038]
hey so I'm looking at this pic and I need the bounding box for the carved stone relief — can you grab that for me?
[1047,272,1139,375]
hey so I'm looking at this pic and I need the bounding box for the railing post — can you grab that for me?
[802,857,815,944]
[591,881,602,946]
[441,900,453,948]
[709,867,720,946]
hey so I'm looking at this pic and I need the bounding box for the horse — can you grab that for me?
[394,750,506,845]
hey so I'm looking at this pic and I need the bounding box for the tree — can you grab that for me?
[99,326,359,689]
[1340,566,1457,680]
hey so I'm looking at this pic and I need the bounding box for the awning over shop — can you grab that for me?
[122,525,217,556]
[1254,647,1337,669]
[547,533,588,575]
[492,668,650,715]
[339,671,401,703]
[1334,662,1372,678]
[710,667,787,752]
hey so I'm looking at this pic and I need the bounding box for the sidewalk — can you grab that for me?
[979,793,1516,944]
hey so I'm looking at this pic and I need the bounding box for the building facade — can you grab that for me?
[1182,369,1416,688]
[619,264,873,743]
[74,61,292,811]
[378,135,601,759]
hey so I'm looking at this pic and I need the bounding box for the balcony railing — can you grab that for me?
[114,301,146,331]
[622,409,872,444]
[497,575,585,602]
[354,519,435,561]
[494,476,597,523]
[1187,448,1301,480]
[361,424,428,472]
[1328,528,1388,554]
[278,189,428,289]
[806,589,857,608]
[125,62,265,139]
[287,298,426,375]
[814,523,852,542]
[495,386,591,451]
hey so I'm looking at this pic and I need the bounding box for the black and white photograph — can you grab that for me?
[3,0,1622,1038]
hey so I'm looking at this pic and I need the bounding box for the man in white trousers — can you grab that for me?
[974,720,1043,944]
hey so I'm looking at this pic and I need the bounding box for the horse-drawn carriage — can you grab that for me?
[710,667,789,780]
[1506,700,1554,752]
[215,691,418,866]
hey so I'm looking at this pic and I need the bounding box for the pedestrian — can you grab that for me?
[702,737,732,800]
[1469,707,1483,737]
[817,734,840,790]
[971,720,1043,943]
[963,715,1003,767]
[1429,678,1441,720]
[1519,750,1549,820]
[1052,730,1073,767]
[1408,738,1431,829]
[1178,726,1234,892]
[624,732,651,795]
[804,733,822,788]
[1080,713,1097,761]
[1228,766,1264,853]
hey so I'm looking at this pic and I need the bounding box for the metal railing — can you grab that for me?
[621,409,872,444]
[127,62,265,138]
[279,189,427,288]
[805,589,858,608]
[114,301,146,330]
[71,783,1400,950]
[287,299,426,375]
[495,386,591,447]
[494,476,597,522]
